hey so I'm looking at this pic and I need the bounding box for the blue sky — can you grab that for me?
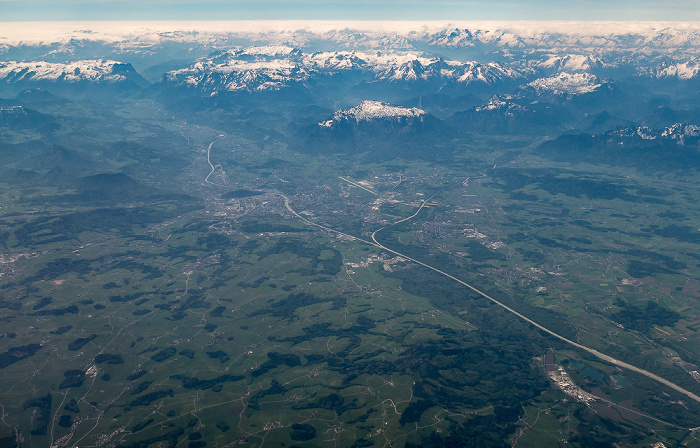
[2,0,699,21]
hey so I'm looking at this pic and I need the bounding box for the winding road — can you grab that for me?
[204,135,226,186]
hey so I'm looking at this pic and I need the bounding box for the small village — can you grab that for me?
[545,351,598,405]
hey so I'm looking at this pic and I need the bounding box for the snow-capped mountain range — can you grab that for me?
[4,44,689,100]
[4,21,700,52]
[0,59,148,96]
[1,21,699,97]
[638,61,700,80]
[0,60,143,84]
[1,22,700,142]
[607,124,700,144]
[157,47,531,93]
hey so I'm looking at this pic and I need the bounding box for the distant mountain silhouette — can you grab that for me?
[0,105,59,133]
[538,125,700,172]
[449,96,573,135]
[28,145,90,171]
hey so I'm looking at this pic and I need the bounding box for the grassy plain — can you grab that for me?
[0,96,699,448]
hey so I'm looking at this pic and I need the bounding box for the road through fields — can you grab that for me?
[279,193,700,411]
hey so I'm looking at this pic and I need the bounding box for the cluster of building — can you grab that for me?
[545,360,597,405]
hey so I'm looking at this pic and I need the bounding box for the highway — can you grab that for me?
[279,193,700,408]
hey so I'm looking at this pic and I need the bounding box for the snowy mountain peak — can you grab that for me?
[427,28,477,47]
[537,54,606,73]
[376,58,443,82]
[474,95,528,114]
[452,61,526,86]
[525,72,603,95]
[319,100,426,127]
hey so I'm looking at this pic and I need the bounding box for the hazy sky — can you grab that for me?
[2,0,700,21]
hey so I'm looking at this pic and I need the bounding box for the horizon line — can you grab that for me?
[3,19,700,45]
